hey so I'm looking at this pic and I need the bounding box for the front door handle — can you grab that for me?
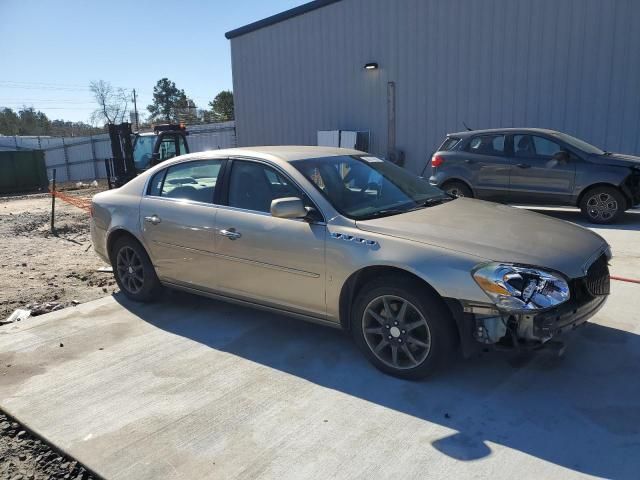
[144,215,161,225]
[219,228,241,240]
[516,163,531,169]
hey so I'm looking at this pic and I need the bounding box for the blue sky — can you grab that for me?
[0,0,306,123]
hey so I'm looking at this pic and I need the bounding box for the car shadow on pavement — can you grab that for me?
[522,206,640,231]
[115,291,640,480]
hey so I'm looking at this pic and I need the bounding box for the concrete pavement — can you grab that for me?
[1,208,639,479]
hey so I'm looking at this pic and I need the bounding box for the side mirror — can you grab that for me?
[553,151,570,162]
[270,197,307,219]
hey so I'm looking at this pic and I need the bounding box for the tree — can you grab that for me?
[0,108,20,135]
[18,107,51,135]
[89,80,129,125]
[147,78,188,123]
[208,90,234,122]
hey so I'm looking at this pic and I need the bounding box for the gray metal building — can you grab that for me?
[227,0,640,173]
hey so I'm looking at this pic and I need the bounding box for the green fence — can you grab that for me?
[0,150,49,194]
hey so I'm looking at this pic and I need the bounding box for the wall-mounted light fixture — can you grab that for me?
[364,62,379,70]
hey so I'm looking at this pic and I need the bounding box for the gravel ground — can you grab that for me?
[0,411,98,480]
[0,187,118,320]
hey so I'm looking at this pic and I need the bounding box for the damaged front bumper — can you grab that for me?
[447,281,609,358]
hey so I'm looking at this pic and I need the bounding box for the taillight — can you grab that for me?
[431,155,444,168]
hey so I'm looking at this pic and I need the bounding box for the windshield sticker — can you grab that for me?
[361,156,384,163]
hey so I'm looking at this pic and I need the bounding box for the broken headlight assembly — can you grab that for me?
[472,263,570,312]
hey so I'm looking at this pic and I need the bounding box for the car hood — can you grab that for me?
[356,199,608,279]
[591,152,640,168]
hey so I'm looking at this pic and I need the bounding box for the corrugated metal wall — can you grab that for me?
[0,122,237,182]
[230,0,640,173]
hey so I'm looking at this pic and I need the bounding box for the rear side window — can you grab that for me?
[149,159,225,204]
[465,135,505,155]
[438,137,460,151]
[147,170,165,196]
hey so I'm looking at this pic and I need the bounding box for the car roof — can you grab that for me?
[165,145,366,164]
[446,128,560,138]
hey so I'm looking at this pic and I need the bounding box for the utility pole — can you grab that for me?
[132,89,139,131]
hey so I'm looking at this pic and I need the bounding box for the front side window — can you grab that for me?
[151,159,224,203]
[292,155,448,220]
[133,135,156,170]
[158,137,177,161]
[514,135,535,157]
[532,136,563,157]
[550,131,604,155]
[228,161,304,213]
[464,135,505,155]
[514,135,563,158]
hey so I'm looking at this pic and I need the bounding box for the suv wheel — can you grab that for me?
[442,181,472,198]
[579,186,625,224]
[112,236,161,302]
[351,276,456,380]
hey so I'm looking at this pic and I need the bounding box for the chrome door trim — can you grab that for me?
[140,195,220,209]
[153,241,217,257]
[215,252,320,278]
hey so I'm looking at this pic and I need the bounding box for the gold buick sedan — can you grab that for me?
[90,146,611,379]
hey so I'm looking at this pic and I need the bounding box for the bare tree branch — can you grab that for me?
[90,80,130,125]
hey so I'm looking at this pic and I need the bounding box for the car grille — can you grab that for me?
[585,254,610,297]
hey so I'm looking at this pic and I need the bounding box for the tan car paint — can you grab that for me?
[91,146,609,327]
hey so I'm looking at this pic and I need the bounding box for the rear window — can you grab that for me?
[438,137,460,151]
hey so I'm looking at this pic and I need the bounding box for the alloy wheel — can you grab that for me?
[586,193,618,221]
[362,295,431,370]
[116,246,144,295]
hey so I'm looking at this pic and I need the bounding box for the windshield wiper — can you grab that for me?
[361,196,453,219]
[361,209,408,219]
[420,195,454,207]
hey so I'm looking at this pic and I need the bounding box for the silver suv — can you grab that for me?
[91,146,611,379]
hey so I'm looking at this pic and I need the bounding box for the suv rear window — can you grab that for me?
[438,137,460,151]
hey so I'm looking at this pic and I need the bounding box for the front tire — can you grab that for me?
[112,236,161,302]
[579,186,625,224]
[351,276,457,380]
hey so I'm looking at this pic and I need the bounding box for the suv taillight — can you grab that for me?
[431,155,444,168]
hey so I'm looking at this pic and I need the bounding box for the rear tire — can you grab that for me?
[579,186,625,224]
[442,180,472,198]
[350,275,457,380]
[111,236,161,302]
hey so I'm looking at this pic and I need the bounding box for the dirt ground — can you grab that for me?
[1,186,112,478]
[0,186,117,321]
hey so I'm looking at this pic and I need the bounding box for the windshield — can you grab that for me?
[549,132,605,155]
[133,135,156,170]
[291,155,450,220]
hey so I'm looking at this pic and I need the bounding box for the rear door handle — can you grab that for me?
[219,228,241,240]
[516,163,531,169]
[144,215,161,225]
